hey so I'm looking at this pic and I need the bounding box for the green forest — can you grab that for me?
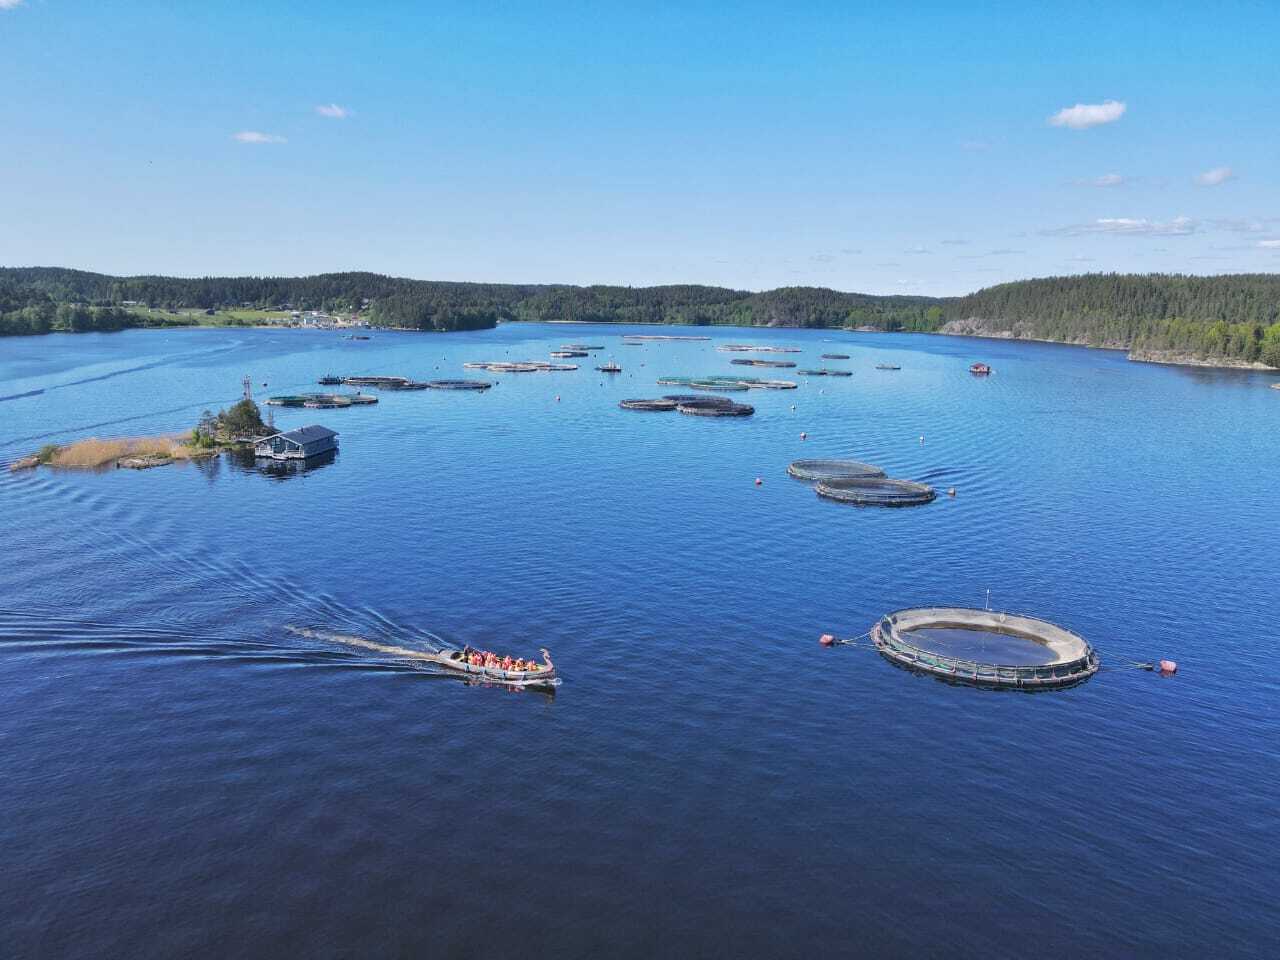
[2,267,1278,367]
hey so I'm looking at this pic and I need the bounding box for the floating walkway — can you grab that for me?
[871,607,1100,689]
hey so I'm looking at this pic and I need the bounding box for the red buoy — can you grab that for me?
[819,633,835,647]
[1159,660,1178,674]
[754,477,763,486]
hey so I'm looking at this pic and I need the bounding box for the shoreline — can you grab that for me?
[5,317,1277,374]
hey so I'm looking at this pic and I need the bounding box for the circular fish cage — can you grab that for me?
[619,398,678,411]
[872,607,1100,689]
[814,476,936,506]
[425,380,493,390]
[662,394,735,405]
[787,459,886,482]
[677,399,754,417]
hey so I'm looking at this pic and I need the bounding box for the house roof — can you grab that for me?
[261,425,338,444]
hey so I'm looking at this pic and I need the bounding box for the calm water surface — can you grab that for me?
[1,324,1277,958]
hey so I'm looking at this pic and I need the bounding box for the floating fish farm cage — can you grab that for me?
[424,380,492,391]
[620,398,679,411]
[814,476,936,506]
[676,398,754,417]
[730,358,797,368]
[266,393,378,408]
[799,369,853,377]
[787,459,886,481]
[657,376,797,391]
[717,345,802,353]
[821,353,850,360]
[620,395,752,416]
[871,607,1100,689]
[463,361,578,372]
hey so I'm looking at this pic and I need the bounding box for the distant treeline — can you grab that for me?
[2,267,1278,366]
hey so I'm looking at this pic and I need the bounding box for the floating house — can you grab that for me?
[254,425,338,461]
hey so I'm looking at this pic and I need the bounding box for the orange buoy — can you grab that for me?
[1159,660,1178,674]
[819,633,835,647]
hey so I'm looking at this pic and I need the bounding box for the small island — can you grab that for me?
[10,397,269,472]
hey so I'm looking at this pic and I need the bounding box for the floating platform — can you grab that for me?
[821,353,850,360]
[872,607,1100,689]
[815,476,936,506]
[799,369,853,377]
[718,345,802,354]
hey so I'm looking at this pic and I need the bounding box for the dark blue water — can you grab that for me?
[2,324,1278,958]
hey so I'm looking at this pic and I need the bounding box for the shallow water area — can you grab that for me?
[1,322,1278,958]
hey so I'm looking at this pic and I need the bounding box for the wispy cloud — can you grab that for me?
[1195,166,1235,187]
[1067,256,1096,263]
[233,131,287,144]
[958,248,1024,260]
[1042,216,1196,237]
[939,239,967,246]
[904,246,931,255]
[839,248,861,255]
[1210,217,1271,233]
[0,1,24,10]
[809,253,836,263]
[1076,172,1125,188]
[1049,100,1126,130]
[315,103,351,119]
[960,140,991,152]
[1258,240,1280,249]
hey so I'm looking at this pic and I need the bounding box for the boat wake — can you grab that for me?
[285,625,448,663]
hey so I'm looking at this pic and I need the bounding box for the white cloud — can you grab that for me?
[1195,166,1235,187]
[1258,240,1280,249]
[233,131,287,144]
[315,103,351,119]
[1042,216,1197,237]
[904,246,931,255]
[0,1,24,9]
[939,238,968,246]
[1049,100,1126,130]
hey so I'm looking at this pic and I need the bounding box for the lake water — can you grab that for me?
[1,323,1277,958]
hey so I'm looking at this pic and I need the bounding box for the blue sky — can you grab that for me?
[2,1,1278,294]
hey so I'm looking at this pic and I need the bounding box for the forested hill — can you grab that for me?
[944,274,1280,366]
[2,267,1278,367]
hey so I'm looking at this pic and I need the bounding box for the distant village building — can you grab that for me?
[254,425,338,460]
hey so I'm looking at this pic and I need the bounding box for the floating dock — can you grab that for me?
[872,607,1100,689]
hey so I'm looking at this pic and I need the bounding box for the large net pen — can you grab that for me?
[814,476,936,506]
[788,459,886,481]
